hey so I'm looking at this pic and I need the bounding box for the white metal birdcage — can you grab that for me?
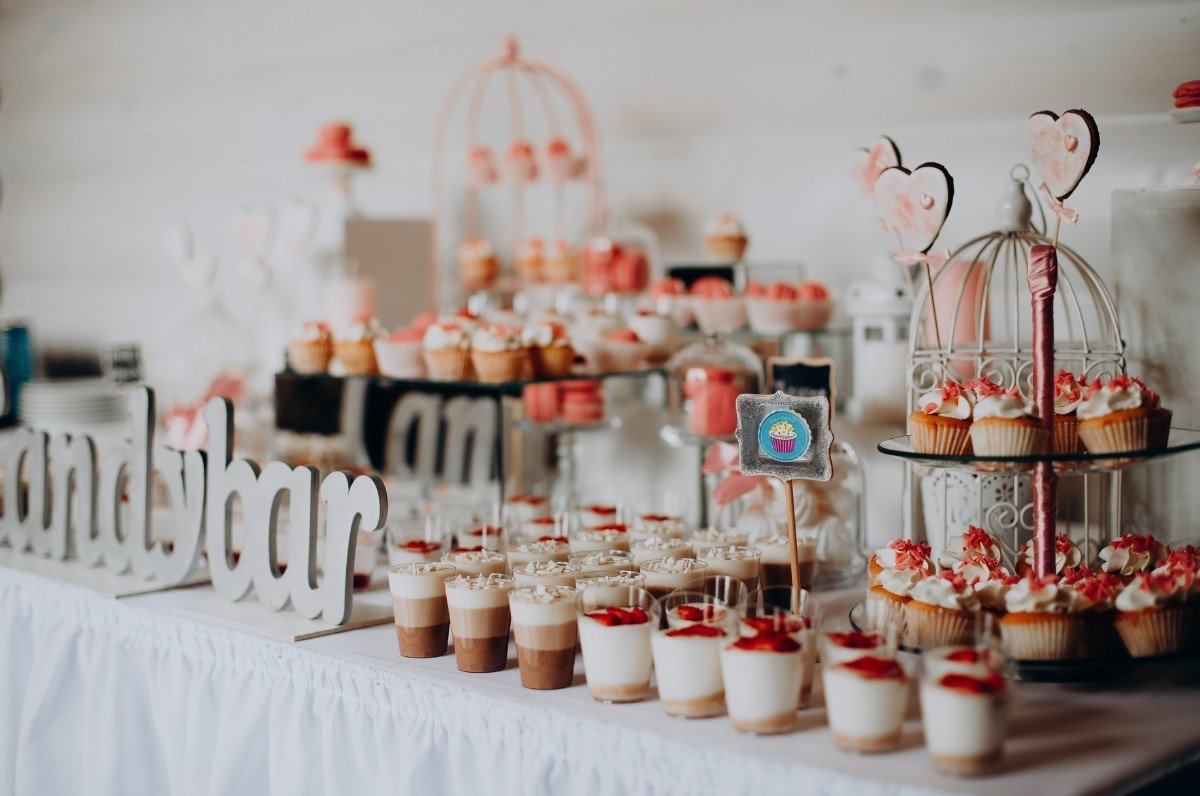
[904,165,1127,565]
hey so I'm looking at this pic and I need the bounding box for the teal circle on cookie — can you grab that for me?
[758,410,809,462]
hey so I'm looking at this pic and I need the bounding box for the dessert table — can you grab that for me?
[2,565,1199,796]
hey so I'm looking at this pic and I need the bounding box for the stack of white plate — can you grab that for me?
[18,379,127,430]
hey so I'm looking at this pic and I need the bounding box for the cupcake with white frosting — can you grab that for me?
[335,315,385,375]
[938,526,1003,570]
[1114,571,1193,657]
[999,574,1085,659]
[1063,568,1125,657]
[422,318,472,380]
[905,571,982,649]
[471,324,529,383]
[705,212,748,261]
[968,381,1046,457]
[1052,370,1087,453]
[866,564,924,635]
[954,553,1017,613]
[1017,534,1082,576]
[868,538,933,584]
[909,381,975,455]
[1077,375,1158,454]
[522,320,575,378]
[1098,533,1167,582]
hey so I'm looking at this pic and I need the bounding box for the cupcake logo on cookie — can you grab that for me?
[758,410,810,462]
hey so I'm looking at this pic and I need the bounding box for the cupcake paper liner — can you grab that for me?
[1078,414,1151,454]
[864,589,908,634]
[746,297,797,334]
[909,414,972,456]
[693,297,747,334]
[471,349,529,383]
[1150,408,1173,449]
[793,300,833,331]
[1115,606,1191,658]
[595,340,647,373]
[999,613,1083,660]
[969,419,1047,457]
[705,236,747,261]
[1053,415,1081,454]
[288,340,332,374]
[423,348,473,381]
[905,600,974,649]
[374,340,425,378]
[334,341,379,376]
[530,345,575,378]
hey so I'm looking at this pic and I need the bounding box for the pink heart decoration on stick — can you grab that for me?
[848,136,901,200]
[1024,109,1099,200]
[874,163,954,254]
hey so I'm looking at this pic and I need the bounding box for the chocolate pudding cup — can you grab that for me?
[510,585,579,689]
[445,573,515,673]
[387,562,456,658]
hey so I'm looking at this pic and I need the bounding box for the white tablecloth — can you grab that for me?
[3,566,1199,796]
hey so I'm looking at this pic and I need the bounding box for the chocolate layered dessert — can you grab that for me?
[510,585,579,689]
[696,545,762,593]
[445,573,516,673]
[640,557,708,600]
[442,548,507,576]
[513,560,582,588]
[754,534,816,595]
[387,562,457,658]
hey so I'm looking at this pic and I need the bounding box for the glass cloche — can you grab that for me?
[661,334,764,446]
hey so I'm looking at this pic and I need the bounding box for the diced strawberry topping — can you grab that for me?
[453,546,484,553]
[965,376,1003,398]
[530,517,558,526]
[674,604,726,623]
[1109,533,1160,554]
[666,624,726,638]
[840,656,905,679]
[939,672,1006,694]
[937,570,970,592]
[581,504,617,515]
[536,535,569,544]
[944,648,984,663]
[962,526,995,552]
[742,615,808,635]
[586,607,651,626]
[827,631,880,649]
[402,540,441,554]
[641,513,673,523]
[732,631,801,652]
[592,523,628,533]
[468,525,504,537]
[1059,566,1091,586]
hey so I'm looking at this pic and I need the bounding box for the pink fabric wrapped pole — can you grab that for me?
[1027,244,1059,577]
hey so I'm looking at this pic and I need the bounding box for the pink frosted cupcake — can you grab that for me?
[471,324,529,383]
[690,277,745,334]
[289,321,333,374]
[794,281,833,330]
[595,328,647,373]
[905,571,983,649]
[745,281,799,334]
[648,277,694,328]
[422,318,472,380]
[374,326,426,378]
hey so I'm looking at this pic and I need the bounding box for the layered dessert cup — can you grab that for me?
[442,549,507,577]
[651,592,732,718]
[503,494,551,525]
[512,560,582,589]
[569,525,631,554]
[754,534,816,593]
[823,656,909,753]
[689,528,749,548]
[577,503,620,529]
[387,515,449,567]
[387,538,446,567]
[523,516,567,540]
[458,524,507,552]
[388,562,456,658]
[632,512,687,542]
[510,585,579,690]
[696,545,761,593]
[747,587,821,705]
[920,671,1009,776]
[924,646,1005,679]
[640,557,708,600]
[352,531,378,590]
[820,630,892,666]
[720,630,802,734]
[445,573,516,673]
[631,536,694,566]
[568,550,637,577]
[573,571,647,607]
[506,538,571,570]
[576,586,658,703]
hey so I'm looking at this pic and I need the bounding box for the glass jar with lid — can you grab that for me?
[661,334,764,445]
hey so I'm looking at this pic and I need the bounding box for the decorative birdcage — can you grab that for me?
[904,165,1127,564]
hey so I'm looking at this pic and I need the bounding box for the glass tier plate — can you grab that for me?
[519,415,622,435]
[285,368,663,397]
[876,427,1200,474]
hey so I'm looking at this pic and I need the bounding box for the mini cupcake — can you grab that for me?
[544,137,579,182]
[957,556,1018,613]
[522,320,575,378]
[595,328,647,373]
[648,277,695,328]
[543,240,578,284]
[1130,377,1173,448]
[1016,534,1082,577]
[1156,546,1200,603]
[1098,533,1167,582]
[745,281,798,334]
[288,321,333,374]
[334,315,385,375]
[909,381,974,455]
[422,319,472,380]
[689,276,746,334]
[968,382,1046,457]
[905,571,982,649]
[1114,571,1193,657]
[999,574,1085,660]
[937,525,1003,570]
[466,144,498,186]
[1077,375,1155,454]
[794,281,833,330]
[471,324,529,383]
[374,326,426,378]
[868,538,933,585]
[1063,569,1125,658]
[505,139,537,183]
[457,237,500,290]
[1052,370,1086,453]
[626,311,675,364]
[866,563,926,633]
[516,237,545,283]
[705,213,748,261]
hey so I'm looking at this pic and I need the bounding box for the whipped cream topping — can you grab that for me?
[918,381,974,420]
[1077,376,1144,420]
[1099,533,1166,576]
[574,529,628,542]
[516,560,581,575]
[445,572,515,590]
[690,529,747,545]
[509,540,568,554]
[444,550,506,564]
[909,573,981,611]
[576,551,634,567]
[753,534,793,547]
[522,320,570,348]
[954,552,1012,586]
[1054,371,1086,415]
[1066,571,1124,612]
[1004,575,1080,613]
[1115,572,1187,611]
[391,561,456,576]
[632,536,692,552]
[875,566,923,597]
[874,539,934,572]
[511,584,576,604]
[297,321,332,342]
[423,320,471,351]
[472,324,524,352]
[641,557,703,574]
[576,572,643,587]
[697,545,760,561]
[938,526,1002,568]
[705,212,745,237]
[973,388,1038,420]
[339,317,386,343]
[1020,534,1082,574]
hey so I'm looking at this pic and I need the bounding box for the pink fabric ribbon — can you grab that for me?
[702,441,767,508]
[1039,183,1079,224]
[890,249,950,269]
[1027,244,1059,577]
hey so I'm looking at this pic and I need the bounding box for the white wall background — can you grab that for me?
[2,0,1199,539]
